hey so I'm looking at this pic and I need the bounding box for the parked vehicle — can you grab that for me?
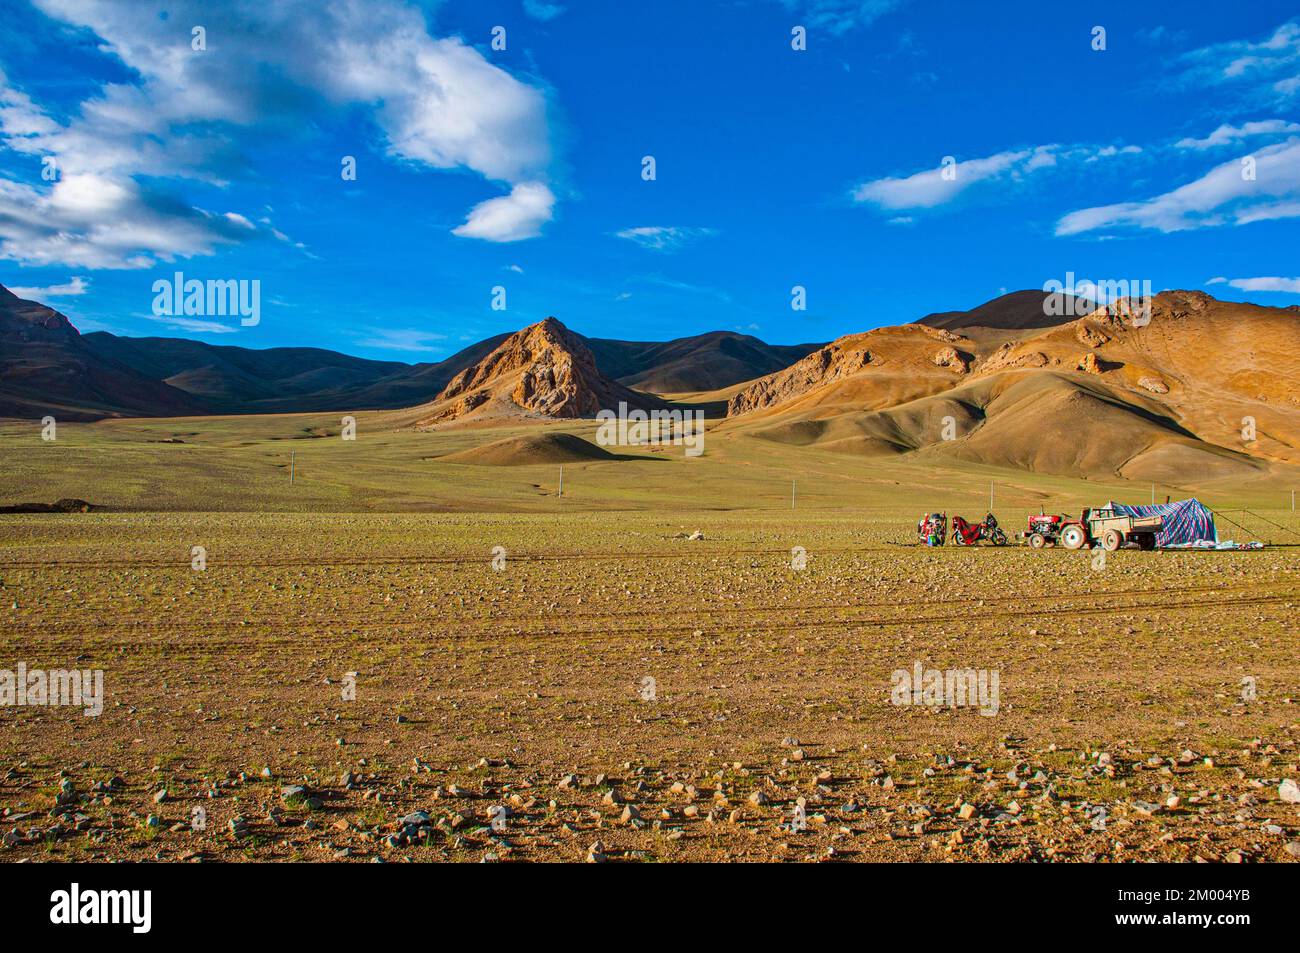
[1023,513,1065,549]
[1022,507,1163,551]
[951,512,1007,546]
[1074,506,1162,551]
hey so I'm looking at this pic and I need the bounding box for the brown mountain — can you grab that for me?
[1,282,815,418]
[80,330,508,414]
[584,331,822,393]
[915,289,1095,331]
[409,317,667,425]
[725,290,1300,483]
[0,285,207,420]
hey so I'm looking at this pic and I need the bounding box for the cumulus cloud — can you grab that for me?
[0,0,557,268]
[1056,138,1300,235]
[453,182,556,242]
[1176,120,1300,149]
[7,275,89,298]
[614,226,719,251]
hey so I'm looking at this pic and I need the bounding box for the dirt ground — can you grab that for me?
[2,510,1297,862]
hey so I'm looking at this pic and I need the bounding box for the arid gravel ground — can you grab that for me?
[2,510,1297,862]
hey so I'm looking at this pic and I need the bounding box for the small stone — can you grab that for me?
[958,803,976,820]
[748,791,769,807]
[1279,779,1300,804]
[153,789,168,804]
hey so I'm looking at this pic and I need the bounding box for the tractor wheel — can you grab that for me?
[1060,525,1086,551]
[1029,533,1046,549]
[1102,529,1123,552]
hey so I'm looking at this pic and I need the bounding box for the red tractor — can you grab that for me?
[1023,514,1067,549]
[950,512,1007,546]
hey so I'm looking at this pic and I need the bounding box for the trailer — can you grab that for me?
[1021,507,1162,551]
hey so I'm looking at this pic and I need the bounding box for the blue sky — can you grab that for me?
[1,0,1298,362]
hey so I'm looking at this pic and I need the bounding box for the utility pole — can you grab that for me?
[989,481,994,513]
[791,480,796,510]
[558,465,563,498]
[1151,483,1155,506]
[290,450,295,485]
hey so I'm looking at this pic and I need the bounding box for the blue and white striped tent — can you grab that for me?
[1109,499,1217,548]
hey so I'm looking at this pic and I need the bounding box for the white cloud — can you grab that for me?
[143,314,240,334]
[1176,120,1300,149]
[1056,138,1300,235]
[1211,276,1300,293]
[614,226,718,251]
[453,182,555,242]
[354,327,449,352]
[7,275,89,298]
[523,0,565,21]
[0,0,557,268]
[771,0,907,35]
[1177,20,1300,104]
[851,147,1057,210]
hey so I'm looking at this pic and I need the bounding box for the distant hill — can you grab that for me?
[0,285,207,420]
[726,290,1300,483]
[406,317,667,425]
[916,289,1095,331]
[0,281,815,419]
[584,331,822,393]
[80,331,508,414]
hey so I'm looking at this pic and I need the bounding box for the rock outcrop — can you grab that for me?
[727,342,872,416]
[416,317,663,423]
[932,347,970,373]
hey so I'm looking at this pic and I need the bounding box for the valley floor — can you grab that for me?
[1,509,1297,862]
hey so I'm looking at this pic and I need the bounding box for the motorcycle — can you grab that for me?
[950,512,1007,546]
